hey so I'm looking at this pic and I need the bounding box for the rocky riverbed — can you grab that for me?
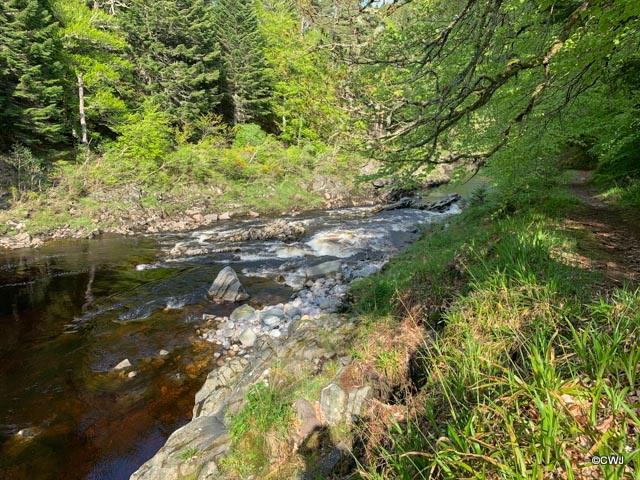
[129,199,462,479]
[0,195,462,480]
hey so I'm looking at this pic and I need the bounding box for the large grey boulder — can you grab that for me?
[305,260,342,278]
[130,416,230,480]
[207,266,249,302]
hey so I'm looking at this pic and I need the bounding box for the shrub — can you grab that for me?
[2,145,49,197]
[99,99,173,185]
[233,123,267,148]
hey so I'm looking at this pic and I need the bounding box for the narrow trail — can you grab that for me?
[562,170,640,286]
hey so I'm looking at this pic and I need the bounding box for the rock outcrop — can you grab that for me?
[131,314,357,480]
[373,192,461,213]
[130,416,230,480]
[223,219,306,243]
[0,232,44,249]
[207,267,249,302]
[422,193,461,212]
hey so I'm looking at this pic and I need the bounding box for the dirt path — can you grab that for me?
[562,170,640,286]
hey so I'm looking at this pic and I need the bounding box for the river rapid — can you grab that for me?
[0,203,460,480]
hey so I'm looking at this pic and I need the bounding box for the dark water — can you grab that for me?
[0,236,292,480]
[0,202,465,480]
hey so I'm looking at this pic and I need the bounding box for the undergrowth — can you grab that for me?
[351,182,640,479]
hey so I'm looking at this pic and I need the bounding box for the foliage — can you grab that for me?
[2,145,49,196]
[259,0,349,143]
[350,0,640,182]
[353,177,640,478]
[52,0,132,145]
[213,0,272,126]
[0,0,66,149]
[233,123,267,147]
[98,99,173,183]
[119,0,221,127]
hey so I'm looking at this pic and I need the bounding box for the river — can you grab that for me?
[0,202,461,480]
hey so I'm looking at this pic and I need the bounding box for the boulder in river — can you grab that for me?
[207,266,250,302]
[420,193,461,212]
[168,242,208,257]
[305,260,342,278]
[224,219,305,243]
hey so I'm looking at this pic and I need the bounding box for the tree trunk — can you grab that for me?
[77,74,89,149]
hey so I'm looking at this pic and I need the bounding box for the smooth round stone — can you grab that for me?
[269,329,282,338]
[262,315,280,327]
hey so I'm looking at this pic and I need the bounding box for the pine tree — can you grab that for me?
[213,0,272,125]
[0,0,66,150]
[119,0,222,127]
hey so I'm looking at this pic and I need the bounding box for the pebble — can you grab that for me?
[113,359,132,371]
[159,349,169,357]
[270,329,283,339]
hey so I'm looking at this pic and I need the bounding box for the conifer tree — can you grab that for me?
[53,0,133,149]
[0,0,66,150]
[213,0,272,125]
[119,0,222,127]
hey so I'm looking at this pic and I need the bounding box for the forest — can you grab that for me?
[1,0,640,479]
[1,0,639,232]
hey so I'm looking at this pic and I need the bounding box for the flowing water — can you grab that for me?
[0,203,461,480]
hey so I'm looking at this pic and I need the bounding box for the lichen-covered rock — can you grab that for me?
[320,384,347,426]
[346,386,372,423]
[207,266,249,302]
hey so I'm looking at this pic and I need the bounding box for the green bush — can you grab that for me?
[98,99,173,185]
[233,123,267,148]
[2,145,49,197]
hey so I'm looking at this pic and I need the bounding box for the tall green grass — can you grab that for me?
[354,190,640,479]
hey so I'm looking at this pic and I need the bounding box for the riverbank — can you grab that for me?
[147,170,640,479]
[0,192,461,480]
[0,165,371,250]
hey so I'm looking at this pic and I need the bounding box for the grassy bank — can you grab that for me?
[214,170,640,479]
[0,129,369,240]
[348,176,640,479]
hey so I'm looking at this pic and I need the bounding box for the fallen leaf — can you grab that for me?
[595,415,614,433]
